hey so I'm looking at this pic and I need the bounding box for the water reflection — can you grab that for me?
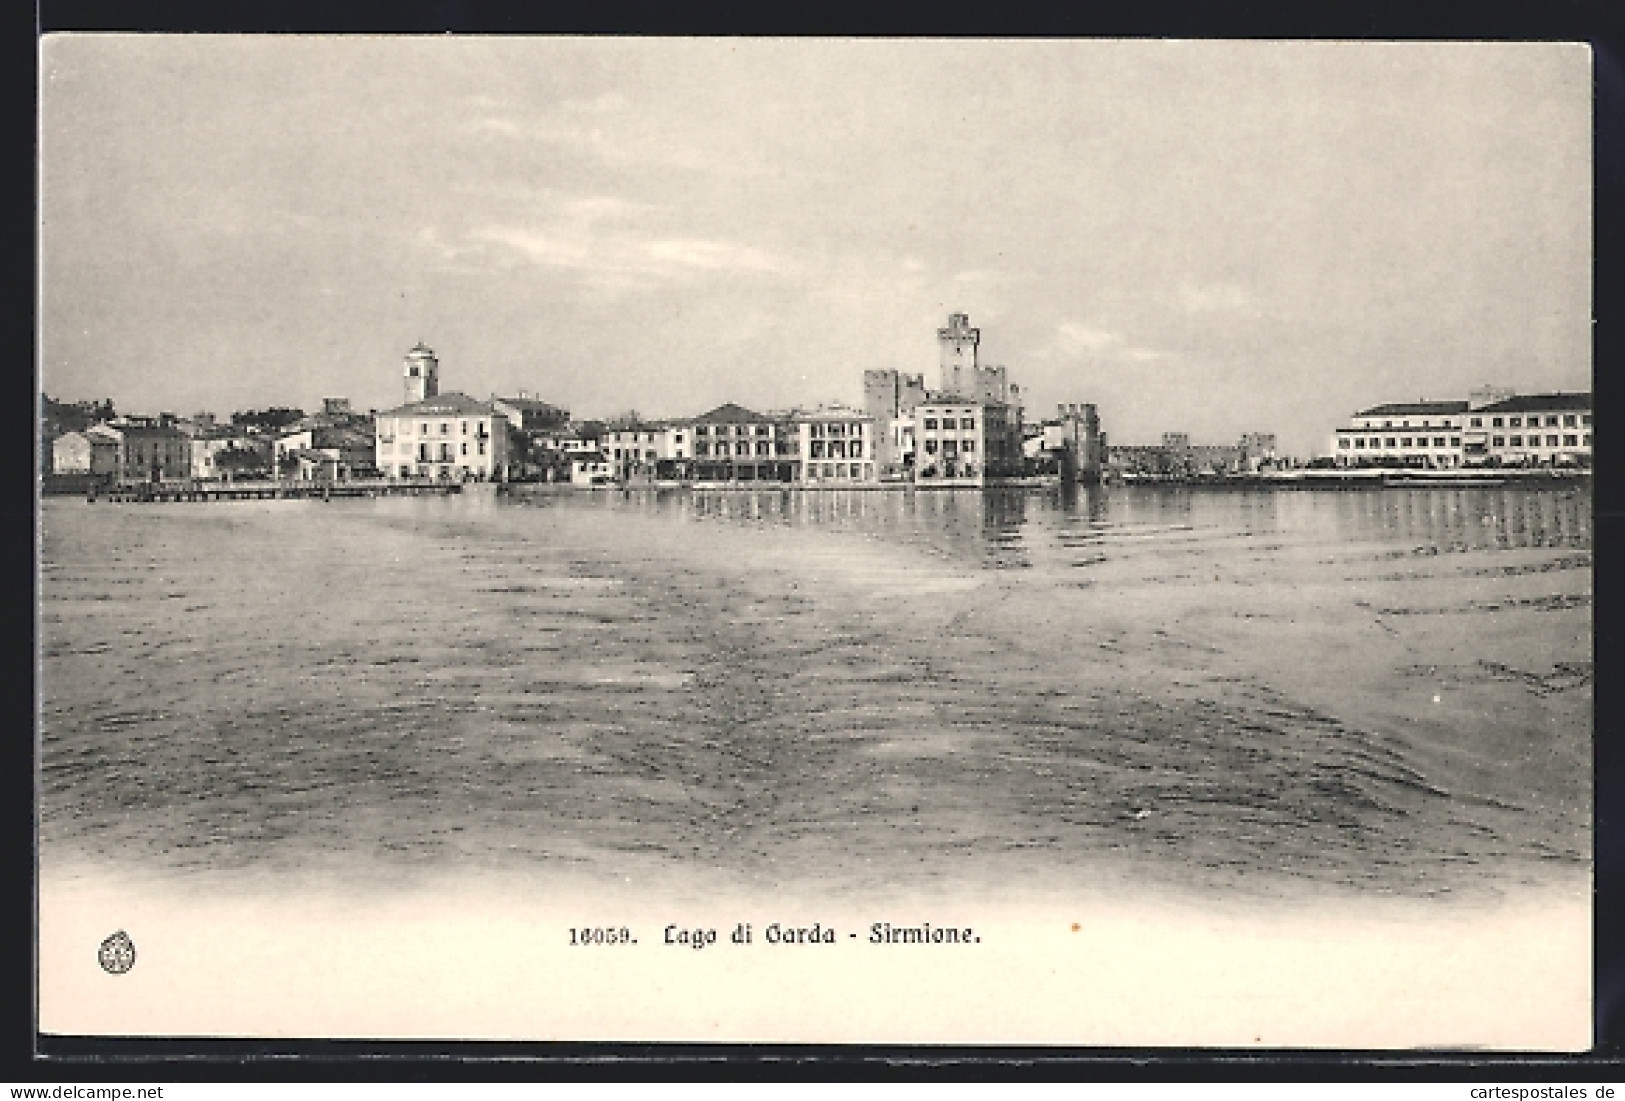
[535,484,1591,571]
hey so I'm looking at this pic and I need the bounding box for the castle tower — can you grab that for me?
[937,313,979,397]
[403,342,440,405]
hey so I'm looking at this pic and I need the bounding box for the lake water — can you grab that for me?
[38,485,1592,907]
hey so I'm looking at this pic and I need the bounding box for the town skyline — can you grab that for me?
[41,38,1591,456]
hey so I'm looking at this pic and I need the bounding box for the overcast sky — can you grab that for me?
[40,37,1590,455]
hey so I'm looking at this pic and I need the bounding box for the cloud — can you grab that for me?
[470,117,521,137]
[561,195,650,221]
[642,237,781,273]
[1053,322,1123,354]
[470,219,788,291]
[560,91,630,115]
[1178,281,1258,315]
[1042,321,1176,366]
[463,91,780,179]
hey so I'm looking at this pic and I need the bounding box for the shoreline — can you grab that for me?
[41,468,1592,500]
[496,470,1593,496]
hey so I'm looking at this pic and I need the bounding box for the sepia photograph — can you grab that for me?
[36,36,1593,1049]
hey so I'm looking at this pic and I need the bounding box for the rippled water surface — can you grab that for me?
[39,486,1591,903]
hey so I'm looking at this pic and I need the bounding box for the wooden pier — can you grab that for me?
[84,478,465,503]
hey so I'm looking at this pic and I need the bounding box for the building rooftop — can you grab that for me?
[377,392,501,418]
[1473,391,1592,414]
[688,402,768,424]
[494,395,568,414]
[1354,400,1471,417]
[919,391,1011,408]
[113,424,191,439]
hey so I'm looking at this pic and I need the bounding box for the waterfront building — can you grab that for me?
[1025,404,1105,482]
[1467,392,1592,467]
[687,403,802,484]
[1330,401,1468,468]
[190,433,269,481]
[491,393,571,434]
[569,454,614,486]
[51,426,121,476]
[288,448,348,481]
[1329,390,1590,468]
[374,344,510,480]
[94,424,191,481]
[189,430,250,480]
[912,397,1020,484]
[887,414,917,479]
[863,368,927,476]
[604,421,680,483]
[277,425,372,461]
[1238,433,1278,472]
[796,406,878,485]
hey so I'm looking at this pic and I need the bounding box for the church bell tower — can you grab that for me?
[403,342,440,404]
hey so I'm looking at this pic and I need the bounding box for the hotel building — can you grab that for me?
[797,406,878,485]
[1330,400,1468,468]
[1331,389,1591,468]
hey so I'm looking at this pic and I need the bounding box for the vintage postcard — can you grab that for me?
[37,37,1592,1049]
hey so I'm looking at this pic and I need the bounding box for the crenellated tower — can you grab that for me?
[937,313,980,397]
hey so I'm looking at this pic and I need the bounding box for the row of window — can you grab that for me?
[1359,419,1456,430]
[694,424,779,438]
[690,423,869,438]
[406,440,489,461]
[921,417,976,431]
[1491,434,1588,449]
[695,441,794,457]
[806,463,872,480]
[809,440,868,459]
[1470,413,1588,430]
[922,439,976,455]
[1357,412,1591,430]
[1339,433,1591,450]
[1343,436,1461,450]
[919,461,981,478]
[394,464,486,479]
[393,420,490,437]
[381,438,488,457]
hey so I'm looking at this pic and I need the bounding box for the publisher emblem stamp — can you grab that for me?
[98,930,135,975]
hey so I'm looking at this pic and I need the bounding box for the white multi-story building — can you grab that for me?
[604,423,691,481]
[1331,400,1469,468]
[796,407,877,485]
[373,345,510,480]
[912,397,1021,485]
[685,403,801,484]
[1465,393,1592,467]
[1331,391,1592,469]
